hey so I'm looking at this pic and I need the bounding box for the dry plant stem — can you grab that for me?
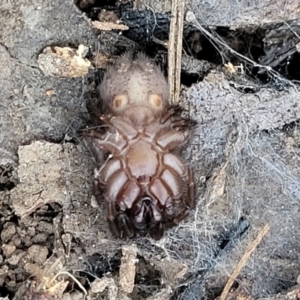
[168,0,185,104]
[220,223,270,300]
[51,271,87,298]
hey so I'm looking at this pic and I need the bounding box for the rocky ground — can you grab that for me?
[1,0,300,299]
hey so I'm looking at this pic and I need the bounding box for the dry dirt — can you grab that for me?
[1,1,300,300]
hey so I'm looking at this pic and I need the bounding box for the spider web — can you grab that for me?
[139,3,300,298]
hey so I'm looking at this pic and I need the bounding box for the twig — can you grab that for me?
[168,0,185,104]
[220,223,270,300]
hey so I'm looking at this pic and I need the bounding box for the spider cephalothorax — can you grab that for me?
[86,52,195,239]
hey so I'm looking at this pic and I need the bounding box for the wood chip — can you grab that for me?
[119,245,138,294]
[92,21,129,31]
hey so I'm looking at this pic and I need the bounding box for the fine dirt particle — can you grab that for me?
[90,277,118,299]
[62,291,85,300]
[27,245,49,265]
[37,221,54,234]
[0,265,9,286]
[90,277,117,294]
[1,223,17,243]
[92,51,118,68]
[2,244,16,258]
[98,9,119,22]
[32,233,49,244]
[154,259,188,284]
[6,251,26,266]
[147,286,173,300]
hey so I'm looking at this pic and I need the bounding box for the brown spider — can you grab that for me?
[86,52,195,239]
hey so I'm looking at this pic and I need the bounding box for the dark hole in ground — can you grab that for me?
[188,27,265,64]
[134,255,162,298]
[75,1,300,89]
[0,214,19,236]
[286,53,300,80]
[75,0,117,14]
[216,217,250,252]
[0,165,16,191]
[32,203,63,220]
[0,181,15,191]
[181,70,203,86]
[281,119,300,133]
[0,286,14,298]
[261,119,300,136]
[82,251,122,279]
[228,83,260,94]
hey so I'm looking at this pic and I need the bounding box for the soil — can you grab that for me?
[1,0,300,299]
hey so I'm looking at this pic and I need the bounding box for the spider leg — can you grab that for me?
[165,167,195,228]
[93,179,101,197]
[99,114,112,124]
[170,118,188,128]
[160,107,176,124]
[116,213,134,238]
[85,129,106,140]
[149,221,164,240]
[107,202,135,238]
[85,116,135,154]
[145,111,188,139]
[160,106,192,129]
[107,202,121,237]
[100,115,139,140]
[86,129,127,154]
[165,209,190,228]
[156,130,189,150]
[187,167,195,209]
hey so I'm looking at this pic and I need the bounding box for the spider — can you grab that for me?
[86,52,195,239]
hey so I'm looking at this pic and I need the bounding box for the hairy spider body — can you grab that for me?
[87,53,195,239]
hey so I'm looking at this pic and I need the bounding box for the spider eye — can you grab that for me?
[113,94,128,109]
[148,93,162,109]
